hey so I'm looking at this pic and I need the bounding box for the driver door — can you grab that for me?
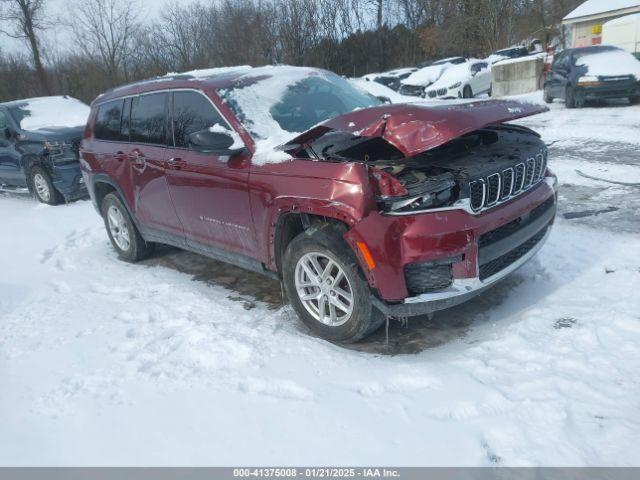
[164,89,257,258]
[0,110,22,186]
[470,62,491,94]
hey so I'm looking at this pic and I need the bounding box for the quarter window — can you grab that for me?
[130,93,168,145]
[95,99,124,141]
[171,90,231,149]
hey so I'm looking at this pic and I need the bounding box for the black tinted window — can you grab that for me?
[95,99,124,141]
[131,93,167,145]
[172,91,229,149]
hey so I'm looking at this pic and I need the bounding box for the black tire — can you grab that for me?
[462,85,473,98]
[630,96,640,105]
[101,192,154,262]
[282,223,385,343]
[566,86,584,108]
[29,166,62,205]
[543,88,553,104]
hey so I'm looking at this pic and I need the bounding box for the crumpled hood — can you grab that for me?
[285,100,548,158]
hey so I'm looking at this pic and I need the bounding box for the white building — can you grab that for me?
[562,0,640,48]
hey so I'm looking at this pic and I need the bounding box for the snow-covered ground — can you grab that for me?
[1,93,640,466]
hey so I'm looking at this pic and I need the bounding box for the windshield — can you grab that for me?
[221,69,381,140]
[8,96,89,131]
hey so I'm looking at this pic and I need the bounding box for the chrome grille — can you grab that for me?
[486,173,500,206]
[501,168,514,199]
[437,88,447,96]
[468,150,547,213]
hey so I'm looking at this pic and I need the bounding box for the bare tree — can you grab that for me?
[0,0,51,94]
[68,0,140,83]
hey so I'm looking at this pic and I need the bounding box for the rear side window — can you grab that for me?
[131,93,168,145]
[95,99,124,141]
[171,90,230,149]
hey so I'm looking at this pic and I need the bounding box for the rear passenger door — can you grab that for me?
[0,109,21,185]
[164,90,257,258]
[126,92,183,237]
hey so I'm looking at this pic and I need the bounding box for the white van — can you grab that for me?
[603,13,640,59]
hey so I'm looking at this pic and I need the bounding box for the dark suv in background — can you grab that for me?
[81,66,557,343]
[544,45,640,108]
[0,96,89,204]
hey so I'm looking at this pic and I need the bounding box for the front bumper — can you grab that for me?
[345,176,557,316]
[578,82,640,100]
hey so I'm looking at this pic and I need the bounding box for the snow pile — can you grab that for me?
[12,96,89,130]
[564,0,640,20]
[575,48,640,77]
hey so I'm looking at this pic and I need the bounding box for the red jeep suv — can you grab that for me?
[80,66,557,343]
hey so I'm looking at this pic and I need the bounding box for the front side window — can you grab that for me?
[0,110,9,130]
[130,93,167,145]
[94,99,124,141]
[171,90,231,149]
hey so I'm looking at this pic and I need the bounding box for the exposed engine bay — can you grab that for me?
[300,123,548,214]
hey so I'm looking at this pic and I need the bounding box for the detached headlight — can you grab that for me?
[577,75,601,87]
[388,190,452,212]
[449,82,462,90]
[378,173,457,214]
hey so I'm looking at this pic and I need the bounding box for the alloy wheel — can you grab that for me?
[33,173,51,202]
[294,252,354,327]
[107,205,131,251]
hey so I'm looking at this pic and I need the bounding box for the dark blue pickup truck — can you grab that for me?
[0,96,89,204]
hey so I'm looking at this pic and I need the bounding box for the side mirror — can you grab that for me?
[187,129,246,155]
[376,95,391,104]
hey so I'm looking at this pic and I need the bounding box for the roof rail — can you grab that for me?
[101,73,196,95]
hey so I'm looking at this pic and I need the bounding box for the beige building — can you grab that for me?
[563,0,640,47]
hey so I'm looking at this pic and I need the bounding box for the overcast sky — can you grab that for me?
[1,0,198,56]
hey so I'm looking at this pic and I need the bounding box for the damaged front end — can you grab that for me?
[283,100,550,217]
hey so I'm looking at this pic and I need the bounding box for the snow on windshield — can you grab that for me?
[219,66,380,164]
[10,96,89,131]
[575,48,640,77]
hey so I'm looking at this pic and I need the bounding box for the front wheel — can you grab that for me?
[282,224,385,343]
[30,166,62,205]
[462,85,473,98]
[543,88,553,104]
[101,193,154,262]
[566,86,584,108]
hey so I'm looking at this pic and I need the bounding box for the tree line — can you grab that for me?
[0,0,582,104]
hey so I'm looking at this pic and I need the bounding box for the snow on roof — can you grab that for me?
[166,65,252,79]
[564,0,640,21]
[402,64,447,87]
[604,11,640,24]
[9,96,89,130]
[493,52,546,67]
[348,77,420,103]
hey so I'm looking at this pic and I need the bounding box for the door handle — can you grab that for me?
[166,157,186,170]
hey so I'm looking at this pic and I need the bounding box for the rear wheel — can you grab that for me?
[630,96,639,105]
[282,224,385,343]
[101,192,154,262]
[30,166,62,205]
[462,85,473,98]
